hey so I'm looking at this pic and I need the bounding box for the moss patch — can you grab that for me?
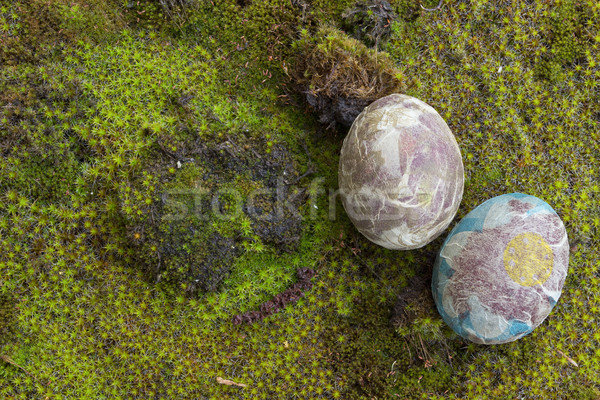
[288,25,408,129]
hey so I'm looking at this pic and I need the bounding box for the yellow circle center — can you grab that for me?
[503,232,553,287]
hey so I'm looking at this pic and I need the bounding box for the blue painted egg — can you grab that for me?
[432,193,569,344]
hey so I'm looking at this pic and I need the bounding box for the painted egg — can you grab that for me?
[432,193,569,344]
[338,94,464,250]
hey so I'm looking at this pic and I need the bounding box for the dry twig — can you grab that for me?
[217,376,248,387]
[556,349,579,368]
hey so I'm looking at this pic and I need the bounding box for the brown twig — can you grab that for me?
[217,376,248,388]
[556,349,579,368]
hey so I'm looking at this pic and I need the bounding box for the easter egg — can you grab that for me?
[338,94,464,250]
[432,193,569,344]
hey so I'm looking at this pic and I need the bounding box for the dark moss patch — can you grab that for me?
[123,138,305,295]
[341,0,397,48]
[391,274,430,327]
[393,0,421,23]
[120,0,195,30]
[197,140,305,252]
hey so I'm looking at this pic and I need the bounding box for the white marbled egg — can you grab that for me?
[338,94,464,250]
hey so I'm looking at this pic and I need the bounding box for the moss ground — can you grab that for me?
[0,0,599,398]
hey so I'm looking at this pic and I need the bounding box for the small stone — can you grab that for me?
[338,93,464,250]
[432,193,569,344]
